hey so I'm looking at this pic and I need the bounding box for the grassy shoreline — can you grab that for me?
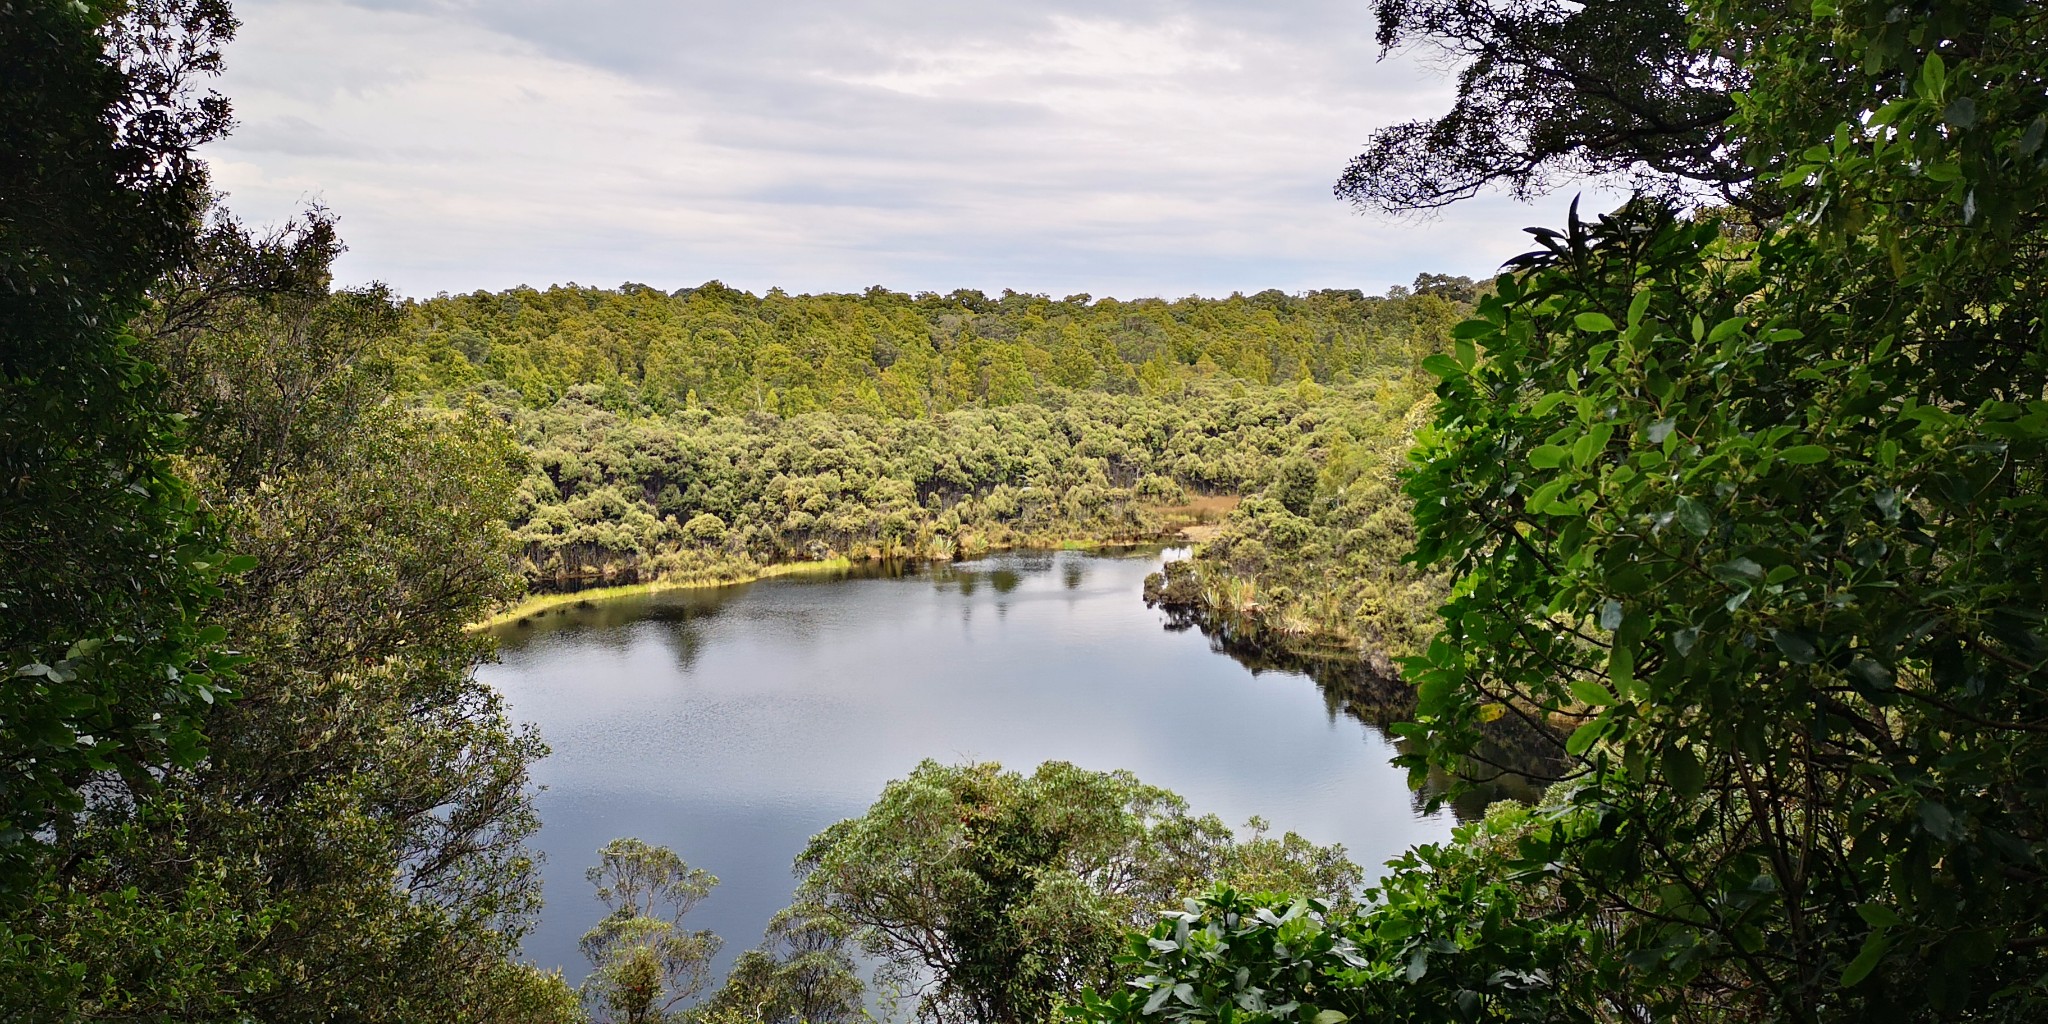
[468,557,856,630]
[464,512,1228,630]
[468,532,1197,631]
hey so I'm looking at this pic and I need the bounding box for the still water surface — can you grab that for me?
[480,549,1455,983]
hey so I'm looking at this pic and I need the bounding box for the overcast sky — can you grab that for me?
[203,0,1597,300]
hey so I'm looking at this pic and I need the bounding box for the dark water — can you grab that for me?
[480,548,1455,984]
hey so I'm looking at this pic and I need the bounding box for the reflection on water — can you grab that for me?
[480,549,1456,985]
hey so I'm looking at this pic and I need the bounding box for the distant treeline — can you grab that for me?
[384,278,1480,417]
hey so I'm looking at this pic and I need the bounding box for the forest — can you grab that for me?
[378,281,1459,632]
[6,0,2047,1022]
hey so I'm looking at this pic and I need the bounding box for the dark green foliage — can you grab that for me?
[1403,198,2048,1020]
[1734,0,2048,405]
[1111,1,2048,1022]
[4,6,570,1015]
[0,0,241,891]
[1074,808,1595,1024]
[1339,0,1748,213]
[1388,0,2048,1012]
[2,213,574,1023]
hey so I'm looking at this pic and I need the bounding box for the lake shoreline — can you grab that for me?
[470,537,1188,630]
[468,557,857,630]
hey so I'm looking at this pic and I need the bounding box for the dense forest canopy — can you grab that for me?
[365,278,1470,622]
[386,279,1473,417]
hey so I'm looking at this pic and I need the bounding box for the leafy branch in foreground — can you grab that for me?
[1105,0,2048,1020]
[1071,805,1594,1024]
[0,0,239,894]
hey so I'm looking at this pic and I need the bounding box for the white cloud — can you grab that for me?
[205,0,1607,298]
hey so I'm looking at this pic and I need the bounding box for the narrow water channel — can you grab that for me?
[479,548,1456,984]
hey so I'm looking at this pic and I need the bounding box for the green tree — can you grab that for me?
[3,209,575,1023]
[797,760,1359,1024]
[582,838,725,1024]
[0,0,239,893]
[1391,0,2048,1013]
[705,905,866,1024]
[1337,0,1749,214]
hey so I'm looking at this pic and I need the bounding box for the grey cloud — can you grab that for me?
[230,113,375,156]
[209,0,1594,299]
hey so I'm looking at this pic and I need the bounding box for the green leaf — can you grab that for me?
[1571,679,1616,707]
[1713,557,1764,582]
[224,553,260,573]
[1420,354,1464,379]
[1841,930,1889,987]
[1663,745,1705,798]
[1609,642,1637,697]
[1528,445,1569,470]
[1404,950,1428,982]
[1453,336,1477,370]
[1943,97,1977,129]
[1566,718,1607,756]
[1848,658,1894,690]
[1313,1011,1350,1024]
[1451,319,1494,339]
[1778,445,1830,464]
[1672,628,1698,657]
[1574,312,1616,333]
[1626,290,1653,329]
[1707,317,1747,343]
[1144,984,1174,1014]
[1526,478,1569,513]
[2020,117,2047,157]
[1415,672,1456,714]
[1773,630,1818,664]
[1919,53,1946,99]
[1675,496,1712,537]
[1919,801,1954,838]
[1857,904,1904,929]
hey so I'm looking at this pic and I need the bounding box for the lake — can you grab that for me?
[479,547,1456,985]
